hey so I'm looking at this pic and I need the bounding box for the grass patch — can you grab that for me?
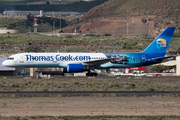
[1,33,180,53]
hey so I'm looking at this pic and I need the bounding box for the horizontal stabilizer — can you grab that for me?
[152,56,176,62]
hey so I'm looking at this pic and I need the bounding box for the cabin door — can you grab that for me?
[19,55,25,63]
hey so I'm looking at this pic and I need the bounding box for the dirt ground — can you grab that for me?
[0,96,180,117]
[1,77,180,92]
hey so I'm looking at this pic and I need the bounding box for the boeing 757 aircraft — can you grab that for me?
[2,27,176,76]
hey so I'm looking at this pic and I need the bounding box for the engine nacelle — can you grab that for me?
[67,64,88,73]
[61,64,88,73]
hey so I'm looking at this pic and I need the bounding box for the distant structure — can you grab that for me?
[40,10,43,17]
[84,0,94,1]
[0,27,26,34]
[3,10,44,16]
[0,57,33,76]
[176,57,180,75]
[33,18,38,33]
[45,11,82,15]
[2,10,82,16]
[52,0,94,3]
[2,10,83,18]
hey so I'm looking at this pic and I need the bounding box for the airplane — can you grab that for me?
[2,27,176,76]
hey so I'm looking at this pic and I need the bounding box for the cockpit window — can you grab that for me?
[7,57,14,60]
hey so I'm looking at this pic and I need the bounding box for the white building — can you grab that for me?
[0,27,26,34]
[176,57,180,75]
[3,10,44,16]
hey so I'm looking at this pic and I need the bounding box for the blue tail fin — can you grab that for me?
[141,27,175,55]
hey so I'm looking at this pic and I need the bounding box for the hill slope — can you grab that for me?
[61,0,180,37]
[81,0,180,23]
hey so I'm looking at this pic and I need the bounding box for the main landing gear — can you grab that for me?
[86,69,98,76]
[86,72,97,76]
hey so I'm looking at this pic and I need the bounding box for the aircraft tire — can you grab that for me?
[86,73,98,76]
[86,73,89,76]
[90,73,93,76]
[94,73,98,76]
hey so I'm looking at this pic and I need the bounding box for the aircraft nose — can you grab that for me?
[2,60,8,66]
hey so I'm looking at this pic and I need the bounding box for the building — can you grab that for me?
[0,57,15,76]
[44,11,82,16]
[3,10,82,16]
[176,57,180,75]
[52,0,94,4]
[16,67,33,76]
[152,60,176,74]
[0,57,64,77]
[0,57,33,76]
[0,27,26,34]
[3,10,44,16]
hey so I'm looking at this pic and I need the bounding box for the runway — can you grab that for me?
[0,91,180,97]
[1,76,180,79]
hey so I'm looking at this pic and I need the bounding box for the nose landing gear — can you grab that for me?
[21,70,26,76]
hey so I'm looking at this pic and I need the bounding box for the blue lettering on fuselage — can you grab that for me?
[25,55,91,61]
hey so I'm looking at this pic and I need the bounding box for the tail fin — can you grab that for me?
[141,27,175,55]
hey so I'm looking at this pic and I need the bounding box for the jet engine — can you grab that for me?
[61,64,89,73]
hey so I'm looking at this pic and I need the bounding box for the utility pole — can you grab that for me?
[127,18,134,35]
[127,18,128,35]
[53,21,55,33]
[113,45,115,53]
[60,19,61,29]
[52,11,54,17]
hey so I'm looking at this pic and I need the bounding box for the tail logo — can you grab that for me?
[156,38,167,50]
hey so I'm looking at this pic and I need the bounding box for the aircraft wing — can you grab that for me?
[82,58,111,66]
[152,56,176,61]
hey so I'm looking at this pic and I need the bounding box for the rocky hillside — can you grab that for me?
[60,0,180,37]
[81,0,180,21]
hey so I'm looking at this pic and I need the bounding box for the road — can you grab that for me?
[0,91,179,97]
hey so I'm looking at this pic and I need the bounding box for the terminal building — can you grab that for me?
[0,27,26,34]
[0,57,63,76]
[0,57,33,76]
[176,57,180,75]
[3,10,44,16]
[0,57,15,76]
[2,10,81,16]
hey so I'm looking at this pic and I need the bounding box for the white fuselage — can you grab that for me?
[2,53,135,68]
